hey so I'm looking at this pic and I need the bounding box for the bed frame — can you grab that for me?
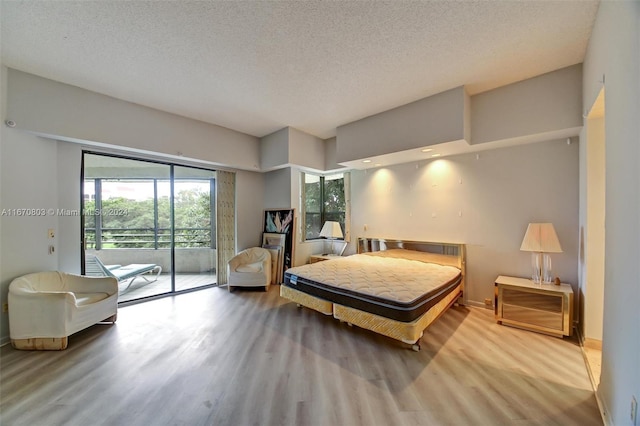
[280,237,466,351]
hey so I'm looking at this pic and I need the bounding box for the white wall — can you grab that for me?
[582,2,640,425]
[349,139,579,307]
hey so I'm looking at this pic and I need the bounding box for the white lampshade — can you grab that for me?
[520,223,563,253]
[319,221,343,239]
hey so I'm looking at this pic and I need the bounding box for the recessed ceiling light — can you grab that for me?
[421,148,433,153]
[431,153,441,157]
[362,159,372,163]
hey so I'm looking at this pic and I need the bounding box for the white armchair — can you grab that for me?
[8,271,118,350]
[227,247,272,292]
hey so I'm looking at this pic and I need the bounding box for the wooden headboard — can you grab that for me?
[357,237,466,275]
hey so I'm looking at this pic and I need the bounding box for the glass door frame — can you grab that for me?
[81,150,218,304]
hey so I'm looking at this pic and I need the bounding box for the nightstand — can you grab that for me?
[309,254,341,264]
[495,275,573,338]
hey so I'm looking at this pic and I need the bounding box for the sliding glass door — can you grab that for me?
[173,166,217,293]
[82,153,217,303]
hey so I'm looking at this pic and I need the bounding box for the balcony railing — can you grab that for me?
[85,227,213,249]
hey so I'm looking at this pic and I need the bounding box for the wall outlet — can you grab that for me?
[48,228,55,239]
[2,303,8,313]
[631,395,637,425]
[484,298,493,307]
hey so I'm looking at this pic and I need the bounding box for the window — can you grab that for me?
[84,178,214,250]
[302,172,349,240]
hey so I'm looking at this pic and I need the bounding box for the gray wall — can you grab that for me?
[582,2,640,425]
[349,139,579,307]
[288,128,325,171]
[0,65,4,339]
[337,86,468,162]
[236,169,266,251]
[6,69,261,171]
[0,130,60,341]
[471,64,583,145]
[0,69,266,344]
[263,168,293,211]
[260,127,326,172]
[260,128,289,171]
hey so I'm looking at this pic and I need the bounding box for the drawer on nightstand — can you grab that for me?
[502,304,563,330]
[502,289,562,312]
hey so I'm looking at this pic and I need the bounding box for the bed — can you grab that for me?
[279,237,465,351]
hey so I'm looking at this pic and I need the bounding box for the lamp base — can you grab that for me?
[531,252,554,284]
[542,253,553,283]
[530,252,542,284]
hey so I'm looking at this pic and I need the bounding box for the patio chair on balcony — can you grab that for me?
[85,255,162,292]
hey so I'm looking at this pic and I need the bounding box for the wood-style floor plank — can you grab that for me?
[0,286,602,426]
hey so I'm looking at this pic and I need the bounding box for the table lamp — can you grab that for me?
[520,223,563,284]
[319,221,343,255]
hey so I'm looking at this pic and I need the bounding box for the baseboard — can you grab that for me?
[465,299,493,310]
[576,328,608,425]
[584,337,602,350]
[597,388,613,426]
[0,335,10,347]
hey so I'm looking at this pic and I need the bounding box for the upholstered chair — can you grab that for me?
[8,271,118,350]
[227,247,272,291]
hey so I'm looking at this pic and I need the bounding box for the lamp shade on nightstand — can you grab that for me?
[319,221,343,239]
[520,223,562,253]
[319,221,343,255]
[520,223,562,283]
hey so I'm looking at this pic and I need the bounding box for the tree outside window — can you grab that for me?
[83,178,213,249]
[303,173,345,240]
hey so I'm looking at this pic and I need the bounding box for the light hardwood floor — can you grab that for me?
[0,286,602,426]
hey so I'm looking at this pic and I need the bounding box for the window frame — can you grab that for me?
[300,171,350,243]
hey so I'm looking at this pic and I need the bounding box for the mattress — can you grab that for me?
[283,250,462,322]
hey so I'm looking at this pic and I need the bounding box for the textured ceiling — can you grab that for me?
[1,1,599,140]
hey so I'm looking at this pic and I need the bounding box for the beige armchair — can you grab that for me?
[227,247,272,291]
[8,271,118,350]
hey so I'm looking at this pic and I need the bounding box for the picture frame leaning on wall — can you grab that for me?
[263,208,296,281]
[262,232,286,284]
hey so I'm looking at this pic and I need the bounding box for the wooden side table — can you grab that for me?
[494,275,573,338]
[309,254,341,264]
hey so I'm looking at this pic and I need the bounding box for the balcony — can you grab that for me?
[85,227,217,303]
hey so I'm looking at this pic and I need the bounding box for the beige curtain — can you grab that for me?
[343,172,351,242]
[216,170,236,285]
